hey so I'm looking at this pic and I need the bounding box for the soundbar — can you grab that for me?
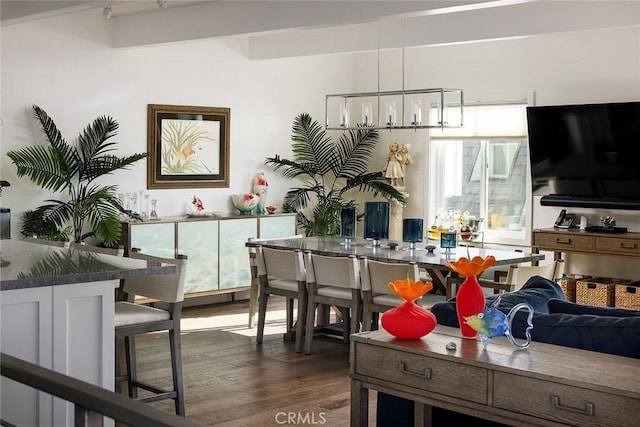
[540,195,640,211]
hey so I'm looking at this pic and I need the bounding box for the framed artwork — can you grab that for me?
[147,104,230,189]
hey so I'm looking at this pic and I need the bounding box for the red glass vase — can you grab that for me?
[381,301,437,340]
[455,275,486,339]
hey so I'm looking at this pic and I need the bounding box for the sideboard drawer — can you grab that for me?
[493,372,637,427]
[353,343,487,404]
[534,232,594,251]
[596,236,640,256]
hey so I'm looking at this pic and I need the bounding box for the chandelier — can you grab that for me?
[325,20,464,130]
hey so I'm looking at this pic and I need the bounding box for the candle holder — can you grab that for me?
[364,202,389,248]
[340,207,357,246]
[402,218,423,251]
[440,231,457,255]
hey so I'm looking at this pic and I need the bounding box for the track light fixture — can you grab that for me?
[157,0,168,8]
[103,5,112,18]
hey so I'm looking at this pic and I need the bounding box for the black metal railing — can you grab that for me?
[0,353,203,427]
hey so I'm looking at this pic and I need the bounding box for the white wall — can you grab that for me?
[2,14,640,278]
[0,13,353,232]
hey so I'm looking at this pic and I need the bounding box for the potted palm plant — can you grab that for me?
[266,113,405,236]
[7,105,147,246]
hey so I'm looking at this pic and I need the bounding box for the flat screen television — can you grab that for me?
[526,101,640,210]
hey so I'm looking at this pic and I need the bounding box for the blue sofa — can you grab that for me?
[377,276,640,426]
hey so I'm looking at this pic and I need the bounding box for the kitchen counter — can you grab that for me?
[0,239,175,290]
[0,239,176,427]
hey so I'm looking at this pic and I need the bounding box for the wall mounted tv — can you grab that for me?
[527,101,640,210]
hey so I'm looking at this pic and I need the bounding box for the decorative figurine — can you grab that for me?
[383,142,404,187]
[252,171,269,214]
[192,195,205,212]
[464,295,534,350]
[399,143,412,187]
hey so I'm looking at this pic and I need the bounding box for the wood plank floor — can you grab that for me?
[122,297,377,426]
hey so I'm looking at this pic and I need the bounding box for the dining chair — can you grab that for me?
[23,236,70,248]
[302,251,361,355]
[361,258,445,331]
[503,259,565,291]
[70,241,125,256]
[255,245,307,352]
[114,250,188,416]
[247,235,302,328]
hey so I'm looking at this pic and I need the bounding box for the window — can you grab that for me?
[427,103,531,246]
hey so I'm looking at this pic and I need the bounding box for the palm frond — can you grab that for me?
[83,153,147,182]
[32,105,80,175]
[334,127,379,179]
[77,115,119,162]
[7,145,71,192]
[264,155,318,179]
[342,172,406,204]
[86,199,123,246]
[291,113,334,175]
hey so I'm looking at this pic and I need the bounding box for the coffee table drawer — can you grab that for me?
[353,343,487,404]
[534,232,594,251]
[494,372,637,427]
[596,236,640,256]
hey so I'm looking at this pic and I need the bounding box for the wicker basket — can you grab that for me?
[576,277,629,307]
[558,274,591,302]
[615,282,640,311]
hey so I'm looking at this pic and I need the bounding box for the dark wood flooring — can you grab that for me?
[124,298,377,426]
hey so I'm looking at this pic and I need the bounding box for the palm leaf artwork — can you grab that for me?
[266,113,405,236]
[161,120,215,175]
[7,105,147,245]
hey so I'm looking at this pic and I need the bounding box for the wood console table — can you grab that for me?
[532,227,640,261]
[350,327,640,427]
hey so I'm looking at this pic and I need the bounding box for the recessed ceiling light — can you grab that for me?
[102,5,112,18]
[157,0,168,8]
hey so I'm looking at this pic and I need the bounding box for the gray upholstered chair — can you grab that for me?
[70,241,125,256]
[255,245,307,352]
[302,252,361,355]
[115,250,188,416]
[23,236,70,248]
[361,258,445,331]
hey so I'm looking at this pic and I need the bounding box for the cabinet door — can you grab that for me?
[1,287,53,427]
[219,218,258,290]
[177,220,219,294]
[258,214,297,239]
[130,222,175,258]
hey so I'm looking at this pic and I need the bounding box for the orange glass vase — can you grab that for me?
[445,256,497,339]
[381,278,437,340]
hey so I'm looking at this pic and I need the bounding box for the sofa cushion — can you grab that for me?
[547,298,640,317]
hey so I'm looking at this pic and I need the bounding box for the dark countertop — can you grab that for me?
[0,240,176,291]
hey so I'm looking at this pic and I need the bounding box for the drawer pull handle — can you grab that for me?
[555,238,572,244]
[620,242,637,249]
[551,395,595,416]
[398,361,431,379]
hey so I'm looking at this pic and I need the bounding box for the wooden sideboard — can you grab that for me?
[351,327,640,427]
[532,227,640,261]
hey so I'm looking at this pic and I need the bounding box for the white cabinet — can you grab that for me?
[1,280,116,427]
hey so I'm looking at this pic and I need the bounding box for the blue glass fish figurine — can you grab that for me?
[464,295,534,350]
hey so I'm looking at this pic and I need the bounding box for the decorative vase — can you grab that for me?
[402,218,423,250]
[252,172,269,215]
[364,201,389,246]
[455,275,486,339]
[340,207,356,245]
[381,277,437,340]
[445,255,497,339]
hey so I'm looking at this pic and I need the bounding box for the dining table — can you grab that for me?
[246,236,545,326]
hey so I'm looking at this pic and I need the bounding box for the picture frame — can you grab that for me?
[147,104,230,189]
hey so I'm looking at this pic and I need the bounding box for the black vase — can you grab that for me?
[364,202,389,245]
